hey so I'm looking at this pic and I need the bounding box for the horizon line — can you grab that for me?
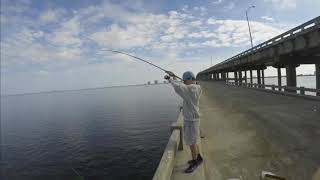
[1,82,168,97]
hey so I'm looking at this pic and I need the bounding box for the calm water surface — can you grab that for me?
[1,84,181,180]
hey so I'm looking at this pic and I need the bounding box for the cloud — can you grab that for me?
[39,9,66,23]
[261,16,274,21]
[1,28,82,67]
[46,17,82,47]
[211,0,224,4]
[223,2,235,11]
[90,24,152,49]
[264,0,297,9]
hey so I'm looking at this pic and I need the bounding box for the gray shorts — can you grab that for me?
[184,120,200,146]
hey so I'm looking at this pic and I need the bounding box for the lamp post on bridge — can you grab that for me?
[246,5,255,48]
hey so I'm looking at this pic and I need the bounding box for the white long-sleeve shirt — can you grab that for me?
[170,79,202,121]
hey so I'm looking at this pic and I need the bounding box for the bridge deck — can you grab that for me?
[171,81,320,180]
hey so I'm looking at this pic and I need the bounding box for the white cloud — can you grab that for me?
[264,0,297,9]
[223,2,235,11]
[211,0,224,4]
[207,18,216,24]
[46,17,82,47]
[40,9,65,23]
[1,28,82,66]
[90,24,151,49]
[261,16,274,21]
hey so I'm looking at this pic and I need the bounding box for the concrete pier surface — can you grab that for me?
[171,81,320,180]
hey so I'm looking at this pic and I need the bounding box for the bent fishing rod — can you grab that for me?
[101,49,183,80]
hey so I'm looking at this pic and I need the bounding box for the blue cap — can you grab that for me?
[182,71,195,80]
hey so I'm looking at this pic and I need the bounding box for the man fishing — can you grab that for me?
[106,50,203,172]
[164,71,203,173]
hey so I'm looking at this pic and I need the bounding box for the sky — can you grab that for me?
[1,0,319,95]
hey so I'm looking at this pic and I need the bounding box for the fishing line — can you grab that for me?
[101,49,183,80]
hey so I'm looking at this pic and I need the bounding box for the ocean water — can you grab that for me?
[229,76,317,95]
[253,76,316,89]
[1,84,181,180]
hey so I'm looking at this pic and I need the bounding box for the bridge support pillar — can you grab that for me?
[316,63,320,96]
[238,71,242,85]
[262,69,265,86]
[226,72,229,83]
[244,71,247,85]
[257,69,261,87]
[234,71,238,84]
[250,70,253,86]
[222,72,226,82]
[277,67,282,91]
[285,64,297,93]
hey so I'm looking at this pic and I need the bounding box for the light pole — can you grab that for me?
[246,5,255,48]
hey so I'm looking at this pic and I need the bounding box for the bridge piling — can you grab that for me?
[316,63,320,96]
[277,67,282,91]
[238,71,242,85]
[257,69,261,86]
[250,70,253,86]
[234,71,238,84]
[244,71,248,84]
[226,72,229,83]
[285,64,297,93]
[262,69,265,86]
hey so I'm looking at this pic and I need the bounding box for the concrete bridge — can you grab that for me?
[197,16,320,95]
[152,17,320,180]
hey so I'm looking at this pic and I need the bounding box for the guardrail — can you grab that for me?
[226,81,320,97]
[152,108,184,180]
[201,16,320,73]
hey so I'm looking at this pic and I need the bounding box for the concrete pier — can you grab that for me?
[316,63,320,96]
[277,67,282,91]
[250,70,253,84]
[154,81,320,180]
[285,64,297,92]
[257,69,261,85]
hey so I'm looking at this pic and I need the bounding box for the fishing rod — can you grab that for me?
[101,49,183,80]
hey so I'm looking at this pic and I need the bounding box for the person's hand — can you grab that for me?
[164,75,170,80]
[165,71,175,77]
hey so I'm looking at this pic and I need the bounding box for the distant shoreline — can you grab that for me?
[1,83,168,97]
[1,75,315,97]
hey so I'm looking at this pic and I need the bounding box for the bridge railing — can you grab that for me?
[152,108,183,180]
[226,81,320,96]
[202,16,320,73]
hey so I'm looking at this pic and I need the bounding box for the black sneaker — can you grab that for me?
[196,154,203,165]
[187,159,196,164]
[184,160,199,173]
[188,155,203,164]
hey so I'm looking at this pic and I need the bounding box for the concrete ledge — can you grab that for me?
[152,111,183,180]
[240,85,320,101]
[209,81,320,101]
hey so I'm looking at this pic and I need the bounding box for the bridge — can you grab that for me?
[197,16,320,95]
[152,17,320,180]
